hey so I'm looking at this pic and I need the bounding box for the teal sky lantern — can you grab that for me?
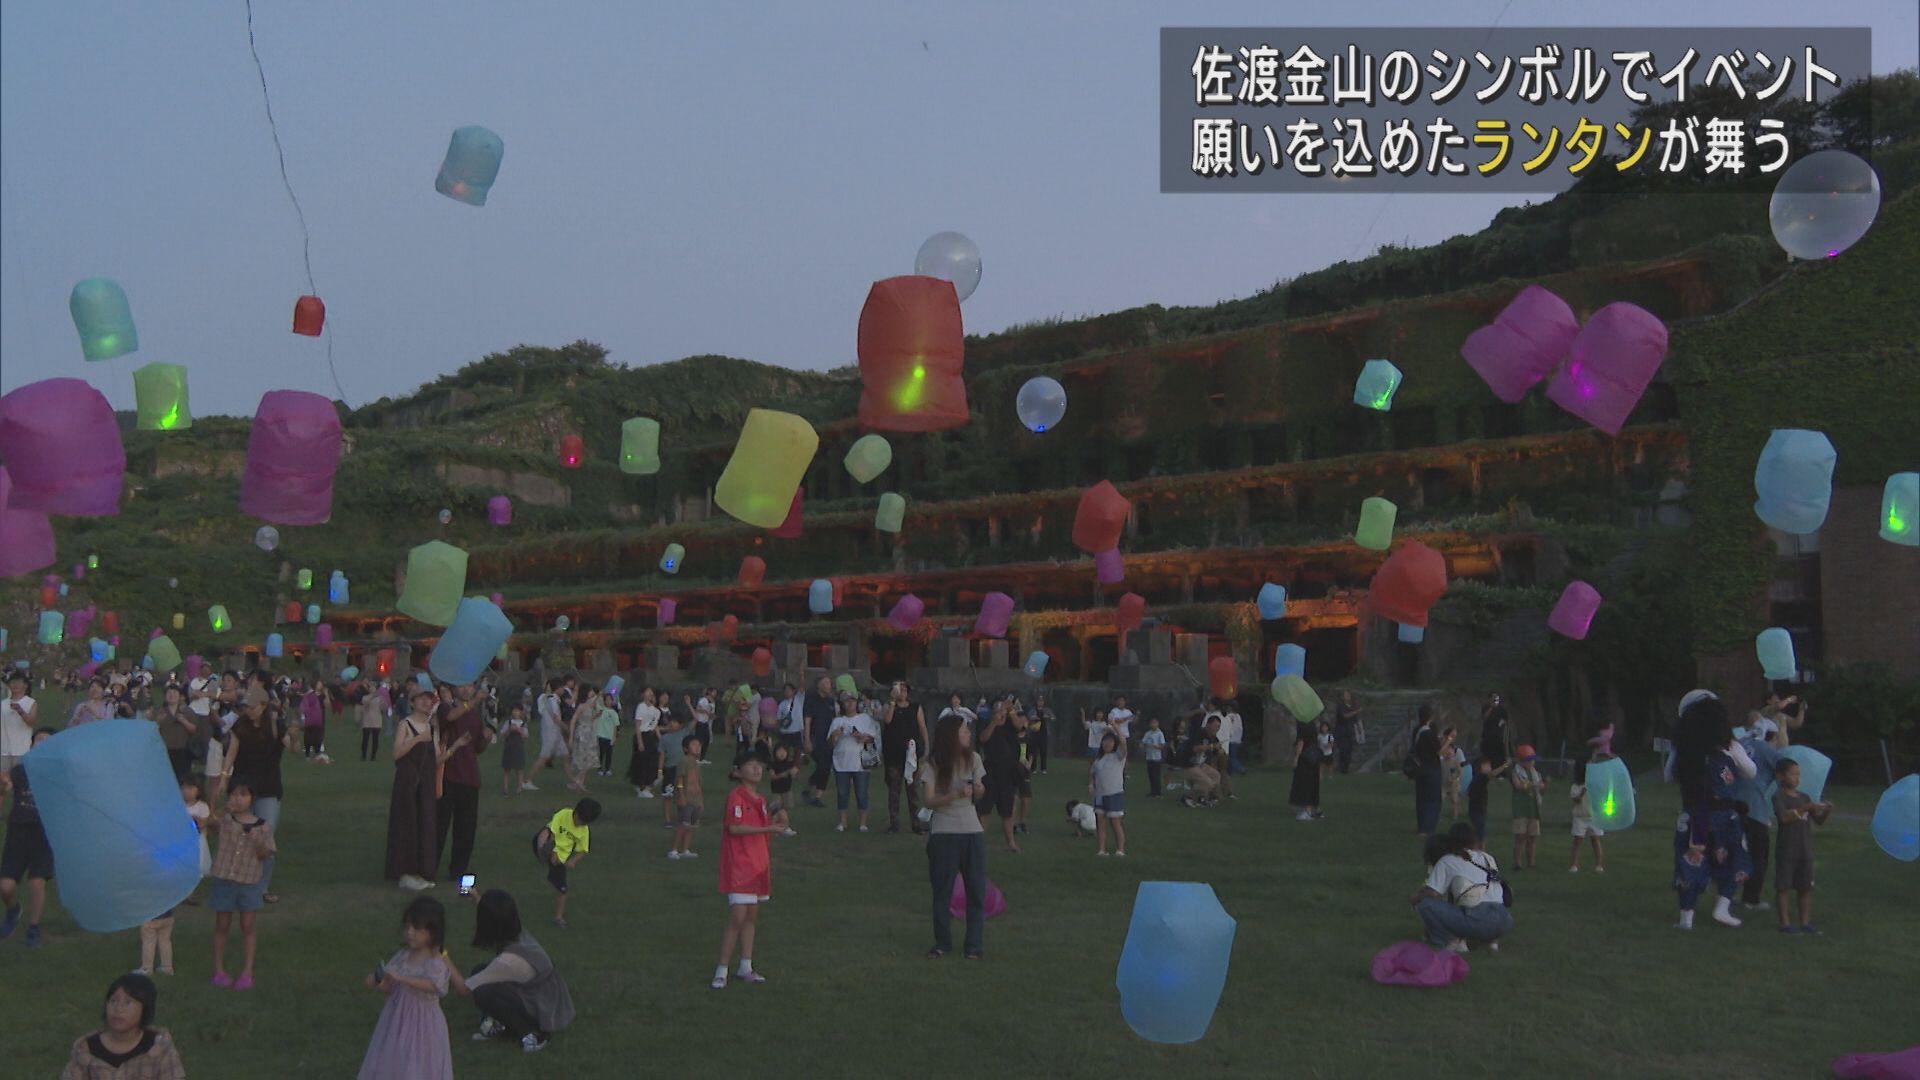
[620,417,661,475]
[38,610,65,645]
[435,126,504,206]
[69,278,138,361]
[1882,472,1918,546]
[132,362,191,431]
[875,493,906,533]
[1353,359,1402,411]
[844,434,893,484]
[660,543,685,574]
[1585,757,1637,830]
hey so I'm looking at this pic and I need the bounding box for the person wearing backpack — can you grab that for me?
[1412,822,1513,953]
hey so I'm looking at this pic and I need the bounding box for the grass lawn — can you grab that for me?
[6,741,1916,1078]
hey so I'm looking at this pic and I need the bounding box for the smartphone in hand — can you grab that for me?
[372,959,387,984]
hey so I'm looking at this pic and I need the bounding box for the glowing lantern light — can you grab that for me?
[1116,882,1237,1045]
[875,493,906,533]
[1584,757,1637,830]
[771,488,804,539]
[716,409,820,529]
[1769,149,1881,260]
[428,598,513,685]
[1753,429,1837,534]
[887,595,925,631]
[1270,674,1322,723]
[207,605,231,633]
[240,390,342,526]
[305,604,321,625]
[1460,285,1579,403]
[809,579,835,615]
[1207,657,1237,699]
[1883,473,1919,545]
[147,635,181,674]
[913,231,983,303]
[1870,774,1919,862]
[397,541,468,627]
[1778,745,1833,803]
[1397,623,1425,644]
[1368,541,1447,628]
[1116,593,1146,634]
[751,648,773,678]
[69,278,138,361]
[1016,376,1067,433]
[255,526,280,553]
[1355,497,1397,551]
[1547,581,1603,640]
[844,434,893,484]
[25,720,201,931]
[0,378,126,516]
[660,543,685,573]
[1273,644,1306,679]
[1544,302,1669,436]
[1756,627,1797,680]
[374,649,395,677]
[282,602,301,624]
[0,466,56,578]
[1073,481,1131,555]
[435,125,505,206]
[857,276,968,432]
[329,575,350,604]
[1023,651,1049,679]
[132,362,192,431]
[1353,359,1402,411]
[265,633,284,658]
[1095,549,1125,584]
[314,624,333,649]
[558,434,584,468]
[292,295,325,336]
[975,592,1014,638]
[88,554,99,570]
[657,599,677,626]
[488,495,513,526]
[738,556,767,588]
[1255,583,1287,621]
[620,417,661,475]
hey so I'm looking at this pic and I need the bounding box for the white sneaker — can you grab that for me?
[1594,866,1605,874]
[835,824,846,833]
[710,974,728,990]
[662,785,675,797]
[1444,939,1469,954]
[1115,851,1127,857]
[521,1034,547,1053]
[473,1017,507,1041]
[520,782,539,792]
[398,874,430,891]
[636,789,655,799]
[858,825,869,833]
[667,851,682,860]
[680,851,698,859]
[1568,866,1580,873]
[1295,810,1313,821]
[1097,850,1110,857]
[1676,910,1696,930]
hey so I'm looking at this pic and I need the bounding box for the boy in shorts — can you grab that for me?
[535,797,601,930]
[1772,759,1833,935]
[669,735,705,860]
[0,728,56,946]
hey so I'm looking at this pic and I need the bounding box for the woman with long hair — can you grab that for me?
[386,686,466,891]
[918,714,988,959]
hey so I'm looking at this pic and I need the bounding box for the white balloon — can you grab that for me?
[1769,150,1881,260]
[1016,376,1068,433]
[254,526,279,553]
[914,231,982,302]
[556,615,571,631]
[437,508,453,525]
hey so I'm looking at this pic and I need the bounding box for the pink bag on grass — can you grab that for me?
[1369,941,1468,988]
[1831,1046,1920,1079]
[949,876,1007,920]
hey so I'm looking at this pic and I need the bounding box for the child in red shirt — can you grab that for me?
[713,748,786,990]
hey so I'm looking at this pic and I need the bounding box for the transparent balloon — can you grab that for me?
[254,525,279,553]
[1016,376,1067,433]
[437,508,452,525]
[1769,150,1881,260]
[914,231,982,302]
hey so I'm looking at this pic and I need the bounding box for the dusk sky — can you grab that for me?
[2,1,1913,416]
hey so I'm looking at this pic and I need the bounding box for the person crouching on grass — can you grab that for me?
[713,748,786,989]
[533,798,600,930]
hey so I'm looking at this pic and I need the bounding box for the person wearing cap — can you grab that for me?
[1508,745,1547,870]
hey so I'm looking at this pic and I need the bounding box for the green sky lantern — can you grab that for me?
[69,278,138,361]
[1353,359,1402,411]
[397,541,469,627]
[297,568,313,591]
[875,492,906,533]
[87,554,100,570]
[844,434,893,483]
[715,409,819,529]
[207,605,231,633]
[1882,472,1918,546]
[620,417,661,475]
[1355,497,1397,551]
[147,635,182,674]
[132,362,191,431]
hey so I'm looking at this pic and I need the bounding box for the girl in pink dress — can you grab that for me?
[358,897,453,1080]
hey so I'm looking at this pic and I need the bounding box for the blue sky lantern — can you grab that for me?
[427,598,513,685]
[1585,757,1637,831]
[1871,775,1918,862]
[1022,651,1049,679]
[36,611,64,645]
[1016,376,1067,433]
[1255,582,1287,621]
[1116,882,1237,1045]
[69,278,138,361]
[265,633,284,658]
[1756,627,1797,680]
[329,574,350,605]
[1353,359,1402,411]
[89,638,112,663]
[1397,622,1425,644]
[1273,643,1306,679]
[1753,429,1836,534]
[660,543,685,574]
[25,720,200,931]
[808,579,834,615]
[305,603,321,625]
[435,126,504,206]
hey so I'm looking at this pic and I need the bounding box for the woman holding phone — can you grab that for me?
[919,714,989,959]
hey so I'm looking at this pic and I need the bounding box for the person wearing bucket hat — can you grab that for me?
[1669,690,1756,929]
[1509,745,1547,870]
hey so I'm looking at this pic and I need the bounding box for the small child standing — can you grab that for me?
[1440,728,1464,820]
[1771,759,1833,935]
[1089,723,1128,857]
[1082,708,1108,759]
[534,798,600,930]
[594,696,619,777]
[357,896,453,1080]
[1568,759,1606,873]
[1508,745,1546,869]
[1139,718,1167,797]
[767,742,799,836]
[714,749,785,990]
[669,735,705,860]
[499,704,528,797]
[207,780,276,989]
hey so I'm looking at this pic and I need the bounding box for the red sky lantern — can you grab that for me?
[770,488,804,539]
[283,601,302,623]
[292,295,326,336]
[375,648,396,677]
[1368,541,1449,628]
[559,434,584,468]
[751,647,773,677]
[1115,592,1146,634]
[1208,656,1238,699]
[856,276,967,432]
[1072,480,1131,554]
[738,556,767,588]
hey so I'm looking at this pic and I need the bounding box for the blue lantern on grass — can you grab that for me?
[1115,882,1237,1044]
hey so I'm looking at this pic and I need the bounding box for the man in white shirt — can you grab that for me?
[2,671,38,774]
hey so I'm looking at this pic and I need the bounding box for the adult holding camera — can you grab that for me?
[447,889,575,1054]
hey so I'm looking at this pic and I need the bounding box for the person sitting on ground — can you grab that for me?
[448,889,575,1055]
[61,973,186,1079]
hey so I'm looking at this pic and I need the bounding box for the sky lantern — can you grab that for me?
[1353,359,1402,411]
[397,541,468,627]
[1256,583,1287,621]
[283,601,302,623]
[809,579,834,614]
[1883,473,1919,545]
[1116,593,1146,634]
[1116,882,1237,1045]
[132,362,192,431]
[1273,644,1306,679]
[435,125,505,206]
[1871,775,1919,862]
[1753,429,1837,534]
[1585,757,1637,830]
[887,594,925,631]
[0,378,126,516]
[39,610,66,645]
[240,390,342,526]
[265,633,284,658]
[1547,581,1603,640]
[488,495,513,526]
[1270,673,1322,723]
[751,648,773,677]
[1094,549,1125,584]
[171,613,185,631]
[329,574,350,604]
[620,417,661,475]
[1368,541,1447,628]
[428,598,512,685]
[208,605,231,633]
[69,278,138,361]
[292,295,325,336]
[719,614,740,644]
[716,409,819,529]
[1023,651,1049,679]
[1016,376,1067,433]
[1778,745,1833,803]
[975,592,1014,638]
[771,488,804,538]
[314,624,333,648]
[914,231,983,303]
[147,635,182,674]
[1207,657,1237,698]
[255,526,280,553]
[298,568,314,591]
[660,543,685,573]
[0,466,56,578]
[657,598,677,626]
[875,493,906,533]
[1756,627,1797,680]
[1355,497,1397,551]
[374,649,396,677]
[305,603,322,624]
[844,434,893,483]
[1545,302,1668,435]
[1460,285,1579,403]
[738,556,767,588]
[1072,481,1130,555]
[857,276,968,432]
[558,434,584,468]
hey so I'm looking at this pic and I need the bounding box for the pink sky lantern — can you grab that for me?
[975,592,1014,638]
[949,875,1007,920]
[1461,285,1580,403]
[751,647,773,677]
[1547,581,1603,640]
[1368,541,1448,628]
[0,466,56,578]
[491,592,505,606]
[1544,302,1669,436]
[857,276,968,432]
[657,598,677,626]
[1095,548,1125,584]
[738,556,767,587]
[887,594,925,631]
[315,624,334,648]
[240,390,342,526]
[1208,657,1238,699]
[183,655,204,681]
[1073,480,1131,554]
[69,607,95,639]
[292,295,325,336]
[0,378,126,516]
[1116,592,1146,634]
[770,488,804,539]
[487,495,512,526]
